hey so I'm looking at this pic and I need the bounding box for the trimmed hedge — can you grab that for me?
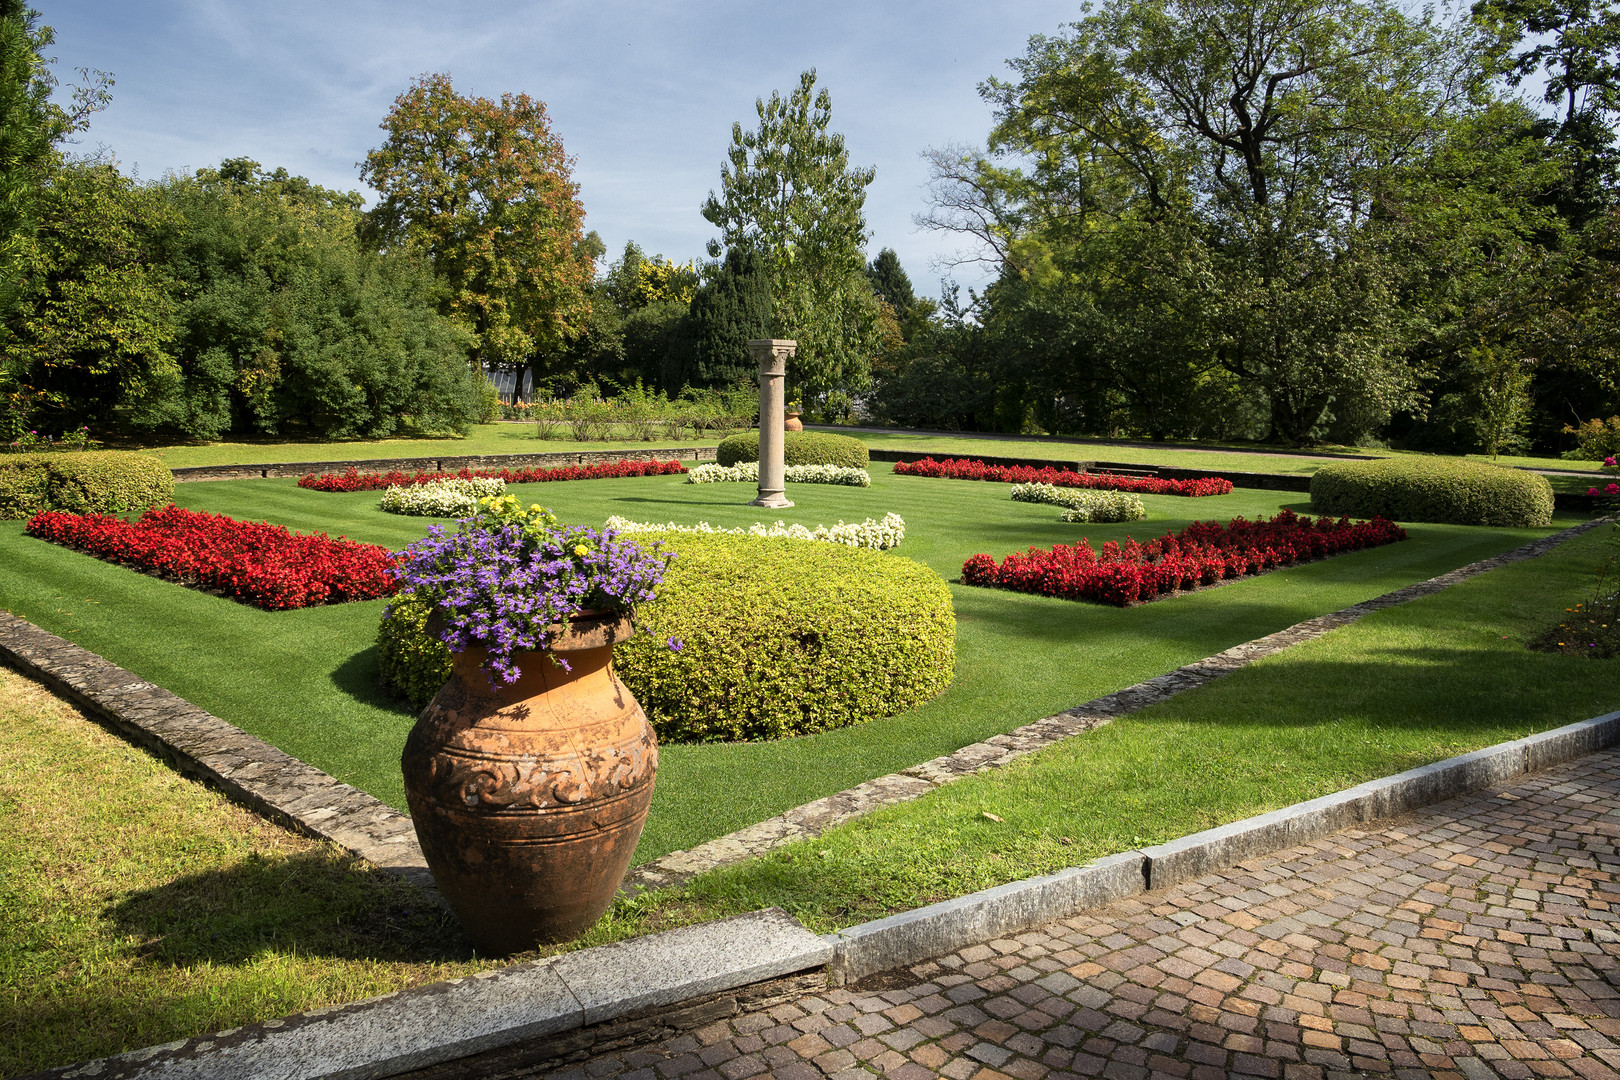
[1309,456,1554,527]
[377,531,956,742]
[0,452,174,520]
[716,430,869,470]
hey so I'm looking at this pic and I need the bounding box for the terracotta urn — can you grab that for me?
[400,612,656,955]
[784,410,804,432]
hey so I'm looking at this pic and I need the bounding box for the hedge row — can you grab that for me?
[378,530,955,742]
[1309,457,1554,527]
[0,452,174,520]
[716,431,869,470]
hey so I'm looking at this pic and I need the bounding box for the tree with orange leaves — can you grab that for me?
[361,73,594,377]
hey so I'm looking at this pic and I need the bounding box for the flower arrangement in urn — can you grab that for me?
[393,495,676,953]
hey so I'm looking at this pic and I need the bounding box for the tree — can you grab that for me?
[922,0,1559,445]
[361,73,594,379]
[700,69,881,399]
[663,247,772,392]
[865,248,915,320]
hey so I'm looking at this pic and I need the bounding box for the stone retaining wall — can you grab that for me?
[171,446,719,483]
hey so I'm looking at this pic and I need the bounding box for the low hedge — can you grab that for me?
[716,431,869,470]
[1309,456,1554,527]
[0,452,174,520]
[377,531,956,742]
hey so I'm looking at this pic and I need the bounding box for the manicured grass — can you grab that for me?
[0,464,1582,866]
[603,522,1620,936]
[0,668,491,1077]
[124,423,724,470]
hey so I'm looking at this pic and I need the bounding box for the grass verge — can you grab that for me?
[0,668,491,1077]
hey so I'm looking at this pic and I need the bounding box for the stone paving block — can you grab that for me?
[534,748,1620,1080]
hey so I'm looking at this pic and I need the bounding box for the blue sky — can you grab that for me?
[44,0,1079,297]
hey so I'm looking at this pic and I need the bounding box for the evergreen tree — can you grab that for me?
[865,248,916,321]
[663,247,771,392]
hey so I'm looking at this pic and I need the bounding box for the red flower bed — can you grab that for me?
[298,459,689,492]
[26,506,399,610]
[962,509,1406,606]
[892,456,1233,496]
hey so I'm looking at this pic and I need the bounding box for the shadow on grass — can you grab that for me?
[105,848,474,966]
[329,646,416,717]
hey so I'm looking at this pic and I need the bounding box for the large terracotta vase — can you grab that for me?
[401,612,656,955]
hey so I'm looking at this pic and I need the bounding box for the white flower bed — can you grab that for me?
[380,476,507,517]
[686,461,870,486]
[1010,482,1147,523]
[604,512,906,551]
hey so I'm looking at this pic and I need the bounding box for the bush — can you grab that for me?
[1564,416,1620,460]
[715,431,869,470]
[1309,456,1554,527]
[377,531,955,742]
[0,452,174,520]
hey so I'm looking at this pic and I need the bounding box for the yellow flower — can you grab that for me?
[573,544,589,558]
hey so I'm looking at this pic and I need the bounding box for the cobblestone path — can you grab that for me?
[537,749,1620,1080]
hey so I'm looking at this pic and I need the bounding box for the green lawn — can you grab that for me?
[0,463,1584,865]
[605,520,1620,937]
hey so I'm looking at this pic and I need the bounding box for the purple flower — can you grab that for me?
[667,637,684,652]
[396,512,673,684]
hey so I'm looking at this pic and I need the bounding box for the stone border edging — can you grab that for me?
[820,708,1620,986]
[0,611,432,891]
[623,515,1613,894]
[35,909,831,1080]
[168,446,720,483]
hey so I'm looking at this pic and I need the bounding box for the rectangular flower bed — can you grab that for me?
[298,459,688,492]
[893,456,1233,496]
[25,506,399,610]
[961,509,1406,605]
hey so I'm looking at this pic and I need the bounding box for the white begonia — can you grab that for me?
[1010,482,1147,523]
[604,512,905,551]
[686,461,870,487]
[380,476,507,517]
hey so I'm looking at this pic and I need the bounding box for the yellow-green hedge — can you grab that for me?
[377,532,956,742]
[0,452,175,520]
[716,431,869,470]
[1309,456,1554,527]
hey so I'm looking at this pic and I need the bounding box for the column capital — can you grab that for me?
[747,338,797,377]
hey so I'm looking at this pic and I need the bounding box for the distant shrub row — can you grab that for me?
[0,452,173,520]
[716,431,869,470]
[1309,457,1553,527]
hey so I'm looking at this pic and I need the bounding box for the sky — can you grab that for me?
[43,0,1081,298]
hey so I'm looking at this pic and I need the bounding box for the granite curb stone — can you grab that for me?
[33,910,830,1080]
[821,708,1620,988]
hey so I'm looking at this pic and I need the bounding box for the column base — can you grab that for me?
[749,492,794,509]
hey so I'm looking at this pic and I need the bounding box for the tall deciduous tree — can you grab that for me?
[361,73,594,377]
[921,0,1559,445]
[701,69,880,399]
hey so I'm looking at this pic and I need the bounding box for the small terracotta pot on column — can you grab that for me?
[748,338,795,509]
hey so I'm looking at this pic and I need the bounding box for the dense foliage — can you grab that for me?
[379,530,956,741]
[963,510,1407,605]
[715,430,870,469]
[25,505,398,609]
[0,450,172,519]
[1309,456,1556,526]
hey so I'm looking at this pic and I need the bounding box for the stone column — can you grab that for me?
[748,338,795,509]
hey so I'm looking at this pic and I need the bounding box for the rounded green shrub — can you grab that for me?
[376,532,956,741]
[1309,456,1554,527]
[0,452,175,520]
[715,430,869,470]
